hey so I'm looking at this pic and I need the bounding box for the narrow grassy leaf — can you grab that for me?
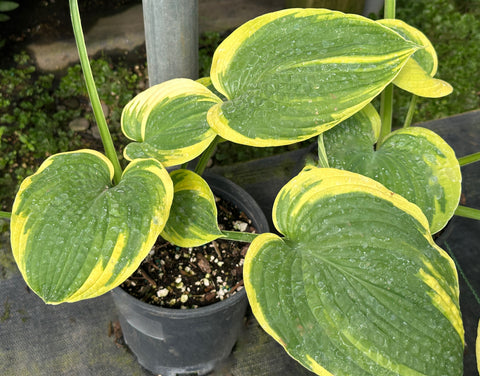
[0,1,19,12]
[10,150,173,303]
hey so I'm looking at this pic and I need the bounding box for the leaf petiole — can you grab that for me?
[378,0,396,147]
[403,94,418,128]
[69,0,123,185]
[454,205,480,221]
[220,230,260,243]
[0,211,11,219]
[458,152,480,166]
[194,136,223,176]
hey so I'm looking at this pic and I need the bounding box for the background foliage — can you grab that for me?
[0,53,143,211]
[394,0,480,125]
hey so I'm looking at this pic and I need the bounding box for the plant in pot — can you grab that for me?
[3,0,480,375]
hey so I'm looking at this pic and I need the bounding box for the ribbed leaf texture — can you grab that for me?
[208,8,419,146]
[11,150,173,303]
[245,167,464,376]
[322,105,461,233]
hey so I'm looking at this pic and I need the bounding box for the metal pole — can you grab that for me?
[363,0,384,16]
[142,0,198,86]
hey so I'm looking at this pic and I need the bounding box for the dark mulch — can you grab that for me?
[120,195,257,309]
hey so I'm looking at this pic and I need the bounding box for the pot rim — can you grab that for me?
[112,284,247,318]
[112,171,269,319]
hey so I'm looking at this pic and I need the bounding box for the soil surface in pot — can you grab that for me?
[120,195,257,309]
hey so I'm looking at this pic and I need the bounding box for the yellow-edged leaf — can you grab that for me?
[245,167,464,375]
[122,78,221,166]
[322,106,462,233]
[207,9,419,146]
[11,150,173,303]
[161,169,224,247]
[379,19,453,98]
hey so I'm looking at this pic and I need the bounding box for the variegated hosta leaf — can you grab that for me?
[477,319,480,375]
[207,8,419,147]
[321,105,461,233]
[245,167,464,376]
[378,19,453,97]
[10,150,174,304]
[121,78,221,166]
[196,76,227,101]
[161,169,224,247]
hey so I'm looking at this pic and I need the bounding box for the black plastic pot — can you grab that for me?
[111,173,269,376]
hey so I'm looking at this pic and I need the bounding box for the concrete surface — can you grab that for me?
[27,0,286,71]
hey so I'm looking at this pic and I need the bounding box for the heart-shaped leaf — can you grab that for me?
[10,150,173,303]
[321,105,461,233]
[245,167,464,376]
[122,78,221,166]
[378,19,452,98]
[207,8,419,147]
[161,169,224,247]
[477,319,480,375]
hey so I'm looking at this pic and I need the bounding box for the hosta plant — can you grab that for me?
[3,0,480,375]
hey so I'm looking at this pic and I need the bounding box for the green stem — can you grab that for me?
[0,211,11,219]
[378,84,394,146]
[317,134,329,168]
[221,230,260,243]
[384,0,396,19]
[377,0,396,146]
[458,152,480,166]
[454,205,480,221]
[194,136,223,176]
[69,0,122,185]
[403,94,418,128]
